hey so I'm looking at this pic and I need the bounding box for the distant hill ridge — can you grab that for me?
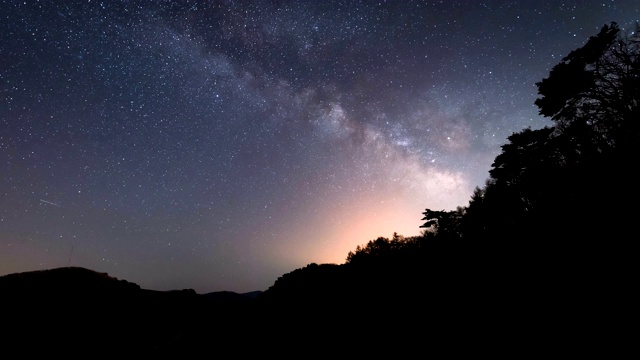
[0,266,141,295]
[0,266,267,355]
[0,266,261,298]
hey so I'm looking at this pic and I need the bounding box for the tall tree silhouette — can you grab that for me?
[534,21,640,241]
[464,126,576,242]
[460,21,640,245]
[536,22,639,146]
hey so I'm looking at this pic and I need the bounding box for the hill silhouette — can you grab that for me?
[1,267,262,355]
[0,263,483,355]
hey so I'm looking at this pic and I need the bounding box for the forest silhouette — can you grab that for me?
[1,22,637,355]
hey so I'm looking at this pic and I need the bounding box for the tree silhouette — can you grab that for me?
[534,21,640,242]
[536,21,639,146]
[457,22,640,246]
[419,207,464,241]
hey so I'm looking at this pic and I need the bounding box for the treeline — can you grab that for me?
[418,22,639,281]
[259,22,638,320]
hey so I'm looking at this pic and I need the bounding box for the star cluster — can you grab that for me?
[1,0,638,293]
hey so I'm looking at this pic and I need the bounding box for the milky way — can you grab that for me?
[1,0,638,293]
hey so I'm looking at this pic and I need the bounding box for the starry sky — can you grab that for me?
[1,0,638,293]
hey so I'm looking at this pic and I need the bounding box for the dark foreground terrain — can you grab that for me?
[1,267,268,355]
[0,263,539,355]
[1,259,630,357]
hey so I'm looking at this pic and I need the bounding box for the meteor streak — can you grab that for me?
[40,199,62,207]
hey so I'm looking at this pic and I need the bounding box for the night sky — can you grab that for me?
[2,0,638,293]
